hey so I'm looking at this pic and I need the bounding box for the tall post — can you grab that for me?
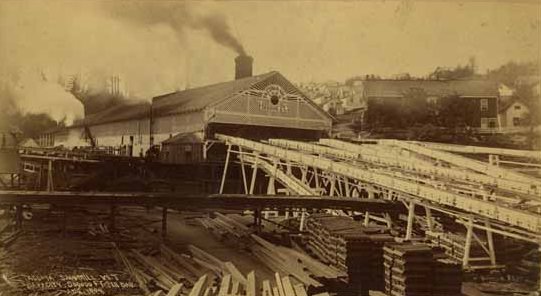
[405,201,415,241]
[363,211,370,226]
[266,159,277,195]
[162,207,168,238]
[238,147,248,194]
[109,204,117,232]
[46,159,54,192]
[299,209,306,231]
[425,207,433,232]
[249,154,259,195]
[485,220,496,265]
[463,218,474,268]
[219,145,232,194]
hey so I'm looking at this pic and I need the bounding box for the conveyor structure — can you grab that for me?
[216,134,541,270]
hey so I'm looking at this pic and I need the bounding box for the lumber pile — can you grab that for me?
[383,243,463,296]
[146,271,317,296]
[303,214,393,294]
[425,231,485,264]
[383,243,433,296]
[198,212,346,289]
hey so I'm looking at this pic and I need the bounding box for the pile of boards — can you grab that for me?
[303,214,394,295]
[147,271,332,296]
[383,243,462,296]
[425,231,485,265]
[197,212,346,289]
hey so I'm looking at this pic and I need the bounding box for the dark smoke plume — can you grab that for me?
[196,14,246,55]
[106,2,246,55]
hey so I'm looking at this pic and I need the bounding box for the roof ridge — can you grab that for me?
[153,71,276,101]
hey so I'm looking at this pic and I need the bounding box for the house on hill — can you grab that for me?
[358,79,500,129]
[499,98,531,128]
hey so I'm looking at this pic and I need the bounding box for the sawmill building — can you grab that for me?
[40,56,333,164]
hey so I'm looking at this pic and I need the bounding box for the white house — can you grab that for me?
[499,98,530,128]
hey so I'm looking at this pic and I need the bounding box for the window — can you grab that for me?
[488,118,497,128]
[513,117,521,126]
[481,118,488,128]
[480,99,488,112]
[514,105,521,110]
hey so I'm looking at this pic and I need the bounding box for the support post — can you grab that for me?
[463,217,474,268]
[162,207,168,238]
[266,159,277,195]
[238,147,248,194]
[425,207,433,232]
[110,204,117,232]
[329,175,336,197]
[46,159,54,192]
[15,205,23,230]
[249,154,259,195]
[299,209,306,232]
[219,145,232,194]
[363,211,370,226]
[62,208,67,238]
[405,201,415,241]
[485,220,496,265]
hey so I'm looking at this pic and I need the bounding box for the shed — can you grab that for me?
[161,132,204,164]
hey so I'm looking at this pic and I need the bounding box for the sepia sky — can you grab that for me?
[0,0,539,101]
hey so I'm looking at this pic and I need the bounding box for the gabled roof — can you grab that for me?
[153,72,277,116]
[499,97,530,113]
[72,101,151,127]
[362,79,499,98]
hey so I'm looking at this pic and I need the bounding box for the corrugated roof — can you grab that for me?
[363,80,499,98]
[152,71,277,116]
[72,101,151,127]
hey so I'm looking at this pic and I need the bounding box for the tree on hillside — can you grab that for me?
[429,65,474,80]
[401,88,430,126]
[486,61,538,87]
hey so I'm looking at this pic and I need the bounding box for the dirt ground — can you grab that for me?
[0,206,275,296]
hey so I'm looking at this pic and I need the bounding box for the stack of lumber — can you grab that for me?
[145,271,331,296]
[426,231,485,264]
[383,243,434,296]
[432,259,462,296]
[198,212,346,289]
[198,213,254,239]
[304,214,393,294]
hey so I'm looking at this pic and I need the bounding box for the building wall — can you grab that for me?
[468,97,498,128]
[87,118,151,156]
[151,112,206,145]
[161,143,203,164]
[500,101,530,127]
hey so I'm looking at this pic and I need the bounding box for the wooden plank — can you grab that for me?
[224,262,247,285]
[188,245,226,270]
[274,273,286,296]
[262,280,273,296]
[246,271,257,296]
[292,284,307,296]
[188,275,208,296]
[161,245,202,276]
[281,276,296,296]
[166,283,184,296]
[231,280,241,296]
[217,274,232,296]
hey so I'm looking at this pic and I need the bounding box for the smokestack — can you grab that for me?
[235,55,253,80]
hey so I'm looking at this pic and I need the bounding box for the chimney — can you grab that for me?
[235,55,253,80]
